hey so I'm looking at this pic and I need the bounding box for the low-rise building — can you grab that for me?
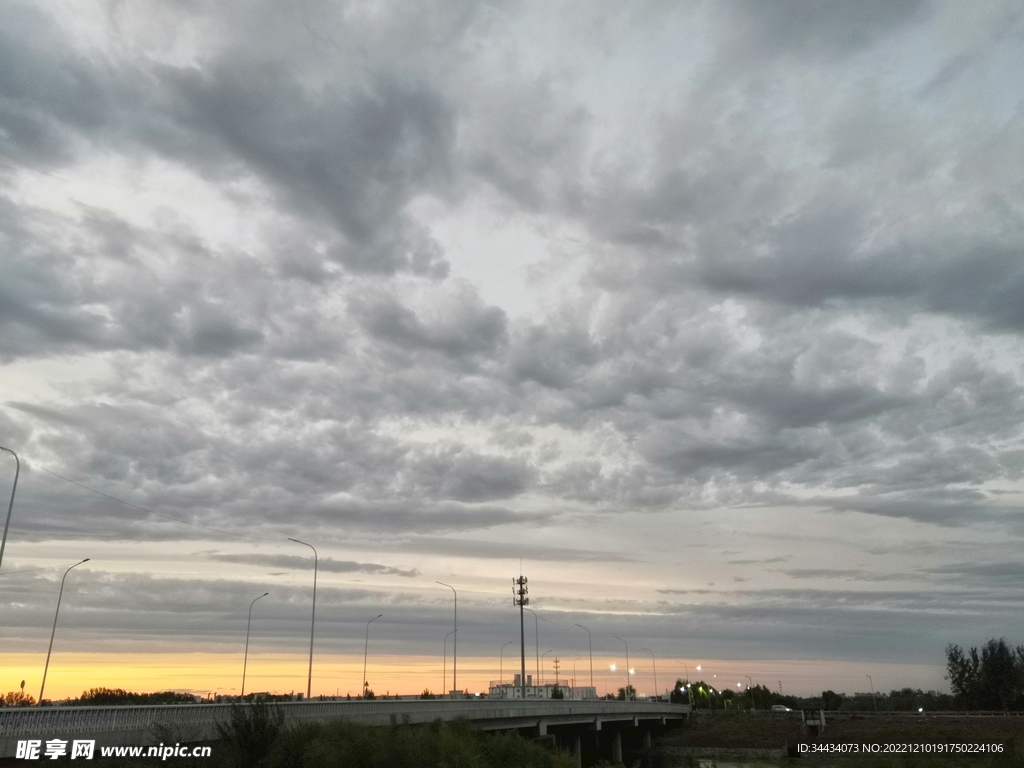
[488,675,598,700]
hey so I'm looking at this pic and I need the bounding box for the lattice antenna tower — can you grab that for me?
[513,574,529,699]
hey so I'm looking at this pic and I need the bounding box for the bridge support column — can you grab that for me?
[643,726,651,749]
[611,730,622,764]
[573,733,582,768]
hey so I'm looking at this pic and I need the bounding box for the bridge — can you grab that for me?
[0,698,689,764]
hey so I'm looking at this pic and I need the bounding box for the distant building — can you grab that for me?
[489,674,598,700]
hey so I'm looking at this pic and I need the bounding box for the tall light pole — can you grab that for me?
[0,446,20,574]
[500,640,513,688]
[574,623,593,688]
[866,674,878,712]
[513,575,528,699]
[241,592,268,698]
[288,538,317,700]
[436,582,457,694]
[39,558,89,704]
[362,614,382,698]
[639,647,658,699]
[524,607,539,684]
[612,636,630,700]
[541,650,553,686]
[572,657,581,698]
[676,661,693,707]
[443,629,456,695]
[745,675,754,711]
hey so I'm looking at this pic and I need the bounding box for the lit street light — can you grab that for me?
[436,582,457,694]
[0,445,20,574]
[362,614,383,698]
[745,675,754,711]
[612,636,630,700]
[241,592,268,698]
[39,558,89,704]
[288,538,318,700]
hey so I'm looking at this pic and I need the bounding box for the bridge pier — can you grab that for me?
[573,732,582,767]
[611,729,623,764]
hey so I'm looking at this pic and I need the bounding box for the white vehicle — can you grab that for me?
[770,704,792,712]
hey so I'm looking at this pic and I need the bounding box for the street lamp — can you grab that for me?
[866,675,878,712]
[745,675,754,711]
[241,592,268,698]
[541,650,553,686]
[436,582,457,694]
[443,629,456,695]
[500,641,513,688]
[288,538,318,700]
[0,446,20,573]
[362,614,382,698]
[573,623,593,688]
[39,558,89,704]
[572,657,582,699]
[639,647,658,699]
[524,607,539,684]
[612,636,630,700]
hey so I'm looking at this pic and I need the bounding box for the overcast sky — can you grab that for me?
[2,0,1024,699]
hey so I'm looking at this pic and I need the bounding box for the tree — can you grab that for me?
[2,690,35,707]
[947,638,1024,711]
[616,685,636,701]
[420,689,436,699]
[550,686,565,699]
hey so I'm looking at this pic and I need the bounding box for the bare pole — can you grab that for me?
[288,538,317,700]
[0,446,20,574]
[574,623,593,688]
[639,647,657,699]
[500,640,513,687]
[436,582,457,694]
[362,614,382,698]
[866,674,877,712]
[524,607,539,683]
[443,629,455,694]
[39,558,89,704]
[572,657,581,698]
[542,650,553,686]
[241,592,269,698]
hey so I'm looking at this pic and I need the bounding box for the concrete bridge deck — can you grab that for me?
[0,698,690,760]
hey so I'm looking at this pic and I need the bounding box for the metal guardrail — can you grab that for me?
[695,708,1024,718]
[0,698,688,740]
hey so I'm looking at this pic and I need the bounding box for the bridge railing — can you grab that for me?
[0,698,688,740]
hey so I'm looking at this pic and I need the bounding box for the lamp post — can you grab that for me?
[241,592,268,698]
[866,674,878,712]
[675,661,693,707]
[500,641,513,689]
[573,623,593,688]
[541,650,553,686]
[0,446,20,574]
[443,629,456,695]
[436,582,457,694]
[639,647,658,699]
[362,614,382,698]
[524,607,539,684]
[288,538,317,700]
[39,558,89,704]
[572,657,581,699]
[612,636,630,700]
[745,675,754,711]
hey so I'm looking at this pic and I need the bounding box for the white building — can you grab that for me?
[489,675,598,700]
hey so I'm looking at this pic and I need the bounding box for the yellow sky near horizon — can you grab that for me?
[1,652,947,702]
